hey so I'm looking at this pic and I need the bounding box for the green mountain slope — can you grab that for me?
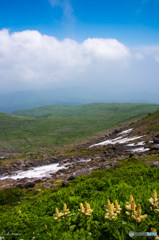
[0,103,159,152]
[13,103,159,118]
[1,107,159,239]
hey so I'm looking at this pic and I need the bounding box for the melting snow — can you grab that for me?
[0,127,151,180]
[128,147,150,153]
[89,135,146,148]
[0,159,93,180]
[117,128,133,135]
[126,141,145,147]
[78,159,92,162]
[0,163,68,180]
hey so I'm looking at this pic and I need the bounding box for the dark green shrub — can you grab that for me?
[0,187,21,205]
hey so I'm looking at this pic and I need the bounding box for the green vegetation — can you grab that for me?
[12,102,159,119]
[0,157,159,239]
[1,103,159,152]
[127,109,159,135]
[0,187,21,206]
[1,105,159,239]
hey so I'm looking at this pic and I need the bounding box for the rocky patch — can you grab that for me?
[153,134,159,143]
[151,144,159,150]
[62,168,94,186]
[151,162,159,168]
[0,120,159,191]
[21,181,35,189]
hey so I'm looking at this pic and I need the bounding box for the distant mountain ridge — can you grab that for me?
[12,102,159,119]
[0,86,159,113]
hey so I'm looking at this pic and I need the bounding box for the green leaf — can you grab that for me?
[69,225,76,231]
[87,224,91,231]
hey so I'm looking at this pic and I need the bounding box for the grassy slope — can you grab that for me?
[1,103,159,152]
[0,109,159,239]
[121,109,159,136]
[0,157,159,239]
[12,102,159,118]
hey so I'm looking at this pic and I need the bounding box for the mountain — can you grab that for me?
[0,102,159,153]
[12,102,159,119]
[0,86,159,113]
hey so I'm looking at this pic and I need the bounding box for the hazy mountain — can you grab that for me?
[0,86,159,114]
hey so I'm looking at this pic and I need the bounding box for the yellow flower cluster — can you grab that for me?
[53,203,70,220]
[149,190,159,213]
[105,199,122,220]
[53,190,158,225]
[125,195,147,223]
[78,202,93,216]
[54,202,93,221]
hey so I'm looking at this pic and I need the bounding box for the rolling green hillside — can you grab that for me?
[1,107,159,239]
[12,102,159,118]
[0,103,159,152]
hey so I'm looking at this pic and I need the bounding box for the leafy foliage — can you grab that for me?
[0,187,21,206]
[0,158,159,239]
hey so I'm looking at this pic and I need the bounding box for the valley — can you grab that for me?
[0,103,159,239]
[1,103,159,153]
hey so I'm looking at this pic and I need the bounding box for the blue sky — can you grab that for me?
[0,0,159,94]
[1,0,159,45]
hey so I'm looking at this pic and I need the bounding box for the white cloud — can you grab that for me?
[0,29,159,93]
[82,38,130,63]
[0,29,131,90]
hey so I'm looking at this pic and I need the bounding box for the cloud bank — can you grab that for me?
[0,29,159,93]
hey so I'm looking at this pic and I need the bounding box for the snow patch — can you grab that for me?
[117,128,133,135]
[89,135,146,148]
[128,147,150,153]
[0,163,68,180]
[126,141,145,147]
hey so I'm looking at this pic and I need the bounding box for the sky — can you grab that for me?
[0,0,159,94]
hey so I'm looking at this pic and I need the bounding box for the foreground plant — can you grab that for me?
[125,195,136,215]
[53,207,64,221]
[149,190,159,213]
[62,203,71,216]
[132,204,147,223]
[105,199,122,221]
[125,195,147,223]
[78,202,93,216]
[53,203,71,220]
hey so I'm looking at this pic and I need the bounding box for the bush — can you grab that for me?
[0,187,21,205]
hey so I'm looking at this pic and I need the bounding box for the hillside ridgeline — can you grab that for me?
[0,103,159,153]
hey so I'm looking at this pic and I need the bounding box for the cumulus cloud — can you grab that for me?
[0,29,131,90]
[82,38,130,62]
[0,29,159,93]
